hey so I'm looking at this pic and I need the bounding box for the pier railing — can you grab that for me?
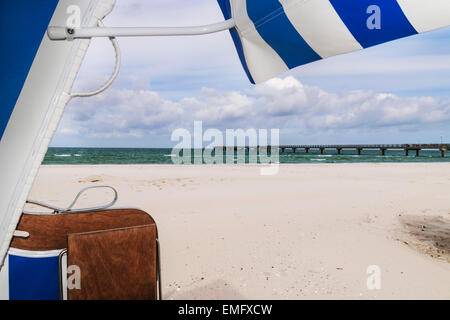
[214,144,449,157]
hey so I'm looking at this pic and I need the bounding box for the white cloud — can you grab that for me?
[57,77,450,145]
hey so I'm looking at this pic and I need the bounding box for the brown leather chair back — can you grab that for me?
[11,208,160,300]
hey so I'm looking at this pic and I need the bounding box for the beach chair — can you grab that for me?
[6,186,162,300]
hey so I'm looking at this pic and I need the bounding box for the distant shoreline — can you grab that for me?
[43,147,450,165]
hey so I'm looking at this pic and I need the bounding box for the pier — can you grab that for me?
[215,144,449,157]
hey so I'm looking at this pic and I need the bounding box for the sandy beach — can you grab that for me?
[28,163,450,299]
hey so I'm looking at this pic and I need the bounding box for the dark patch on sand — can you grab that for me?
[399,214,450,262]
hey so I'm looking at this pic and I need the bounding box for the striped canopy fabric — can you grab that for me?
[218,0,450,84]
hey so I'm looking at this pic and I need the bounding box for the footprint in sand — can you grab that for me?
[78,175,103,183]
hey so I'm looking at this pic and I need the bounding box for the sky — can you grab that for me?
[50,0,450,148]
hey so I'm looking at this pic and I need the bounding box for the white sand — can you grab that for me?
[28,163,450,299]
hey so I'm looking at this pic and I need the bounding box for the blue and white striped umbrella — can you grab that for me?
[218,0,450,84]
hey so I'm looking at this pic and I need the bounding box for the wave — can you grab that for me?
[43,147,450,165]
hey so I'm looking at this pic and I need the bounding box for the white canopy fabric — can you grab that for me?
[0,0,116,268]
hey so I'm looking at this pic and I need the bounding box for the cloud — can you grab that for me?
[57,77,450,145]
[251,78,450,131]
[60,87,185,137]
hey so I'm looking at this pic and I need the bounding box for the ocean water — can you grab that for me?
[43,147,450,165]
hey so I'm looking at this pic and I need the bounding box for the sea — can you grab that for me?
[43,147,450,165]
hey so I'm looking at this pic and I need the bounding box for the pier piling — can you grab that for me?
[214,144,449,158]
